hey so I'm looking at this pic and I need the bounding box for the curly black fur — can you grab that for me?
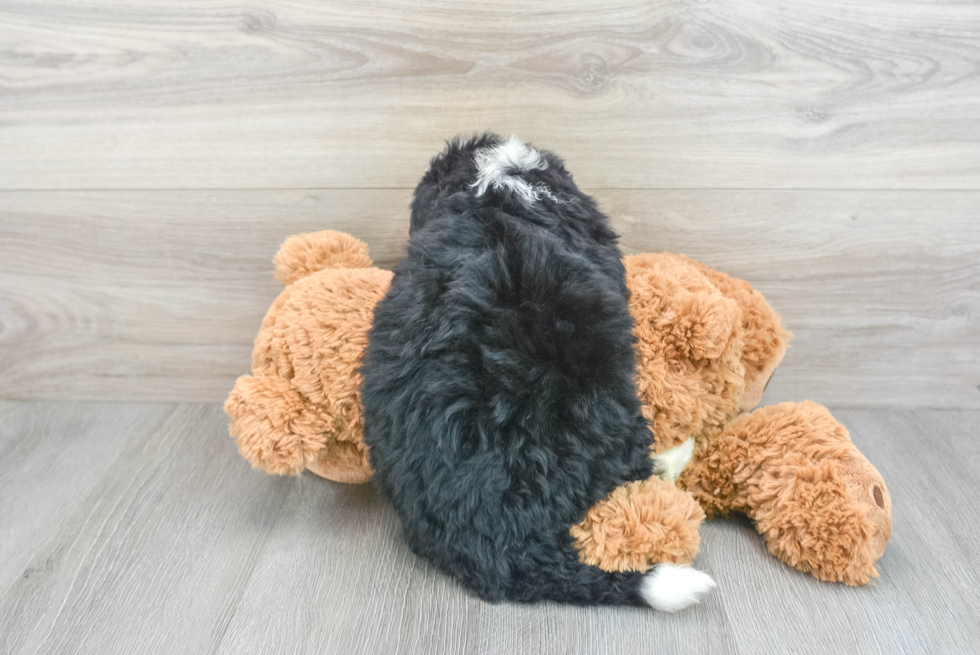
[361,134,656,606]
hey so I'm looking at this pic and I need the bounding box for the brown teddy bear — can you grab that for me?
[226,230,892,586]
[573,254,892,585]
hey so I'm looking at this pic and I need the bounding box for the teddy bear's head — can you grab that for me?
[626,253,790,453]
[225,231,391,482]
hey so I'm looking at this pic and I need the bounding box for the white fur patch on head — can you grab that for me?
[641,563,716,612]
[652,438,696,484]
[472,135,557,204]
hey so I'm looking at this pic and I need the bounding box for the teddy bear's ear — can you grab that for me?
[626,254,741,362]
[668,290,741,361]
[273,230,373,285]
[683,258,792,410]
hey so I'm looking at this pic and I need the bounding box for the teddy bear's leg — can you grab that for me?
[678,402,891,585]
[306,439,372,484]
[571,477,706,573]
[225,374,365,478]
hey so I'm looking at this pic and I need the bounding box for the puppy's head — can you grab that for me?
[410,133,580,233]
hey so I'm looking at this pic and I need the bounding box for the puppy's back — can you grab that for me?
[361,135,712,610]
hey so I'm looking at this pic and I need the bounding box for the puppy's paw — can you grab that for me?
[640,563,716,612]
[652,438,696,484]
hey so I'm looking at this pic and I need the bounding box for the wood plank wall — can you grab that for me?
[1,0,978,408]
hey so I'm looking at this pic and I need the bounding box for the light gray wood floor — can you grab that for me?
[1,400,977,655]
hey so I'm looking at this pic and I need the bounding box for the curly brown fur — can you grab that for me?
[677,402,891,585]
[226,233,391,476]
[683,257,791,410]
[273,230,374,285]
[571,477,705,572]
[626,253,747,452]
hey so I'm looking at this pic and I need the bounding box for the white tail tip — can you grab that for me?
[641,563,716,612]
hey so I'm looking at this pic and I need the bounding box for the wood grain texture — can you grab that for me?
[0,401,295,655]
[605,190,980,411]
[1,401,978,654]
[1,0,979,190]
[1,189,977,408]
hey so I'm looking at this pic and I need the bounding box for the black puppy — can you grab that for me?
[361,134,714,610]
